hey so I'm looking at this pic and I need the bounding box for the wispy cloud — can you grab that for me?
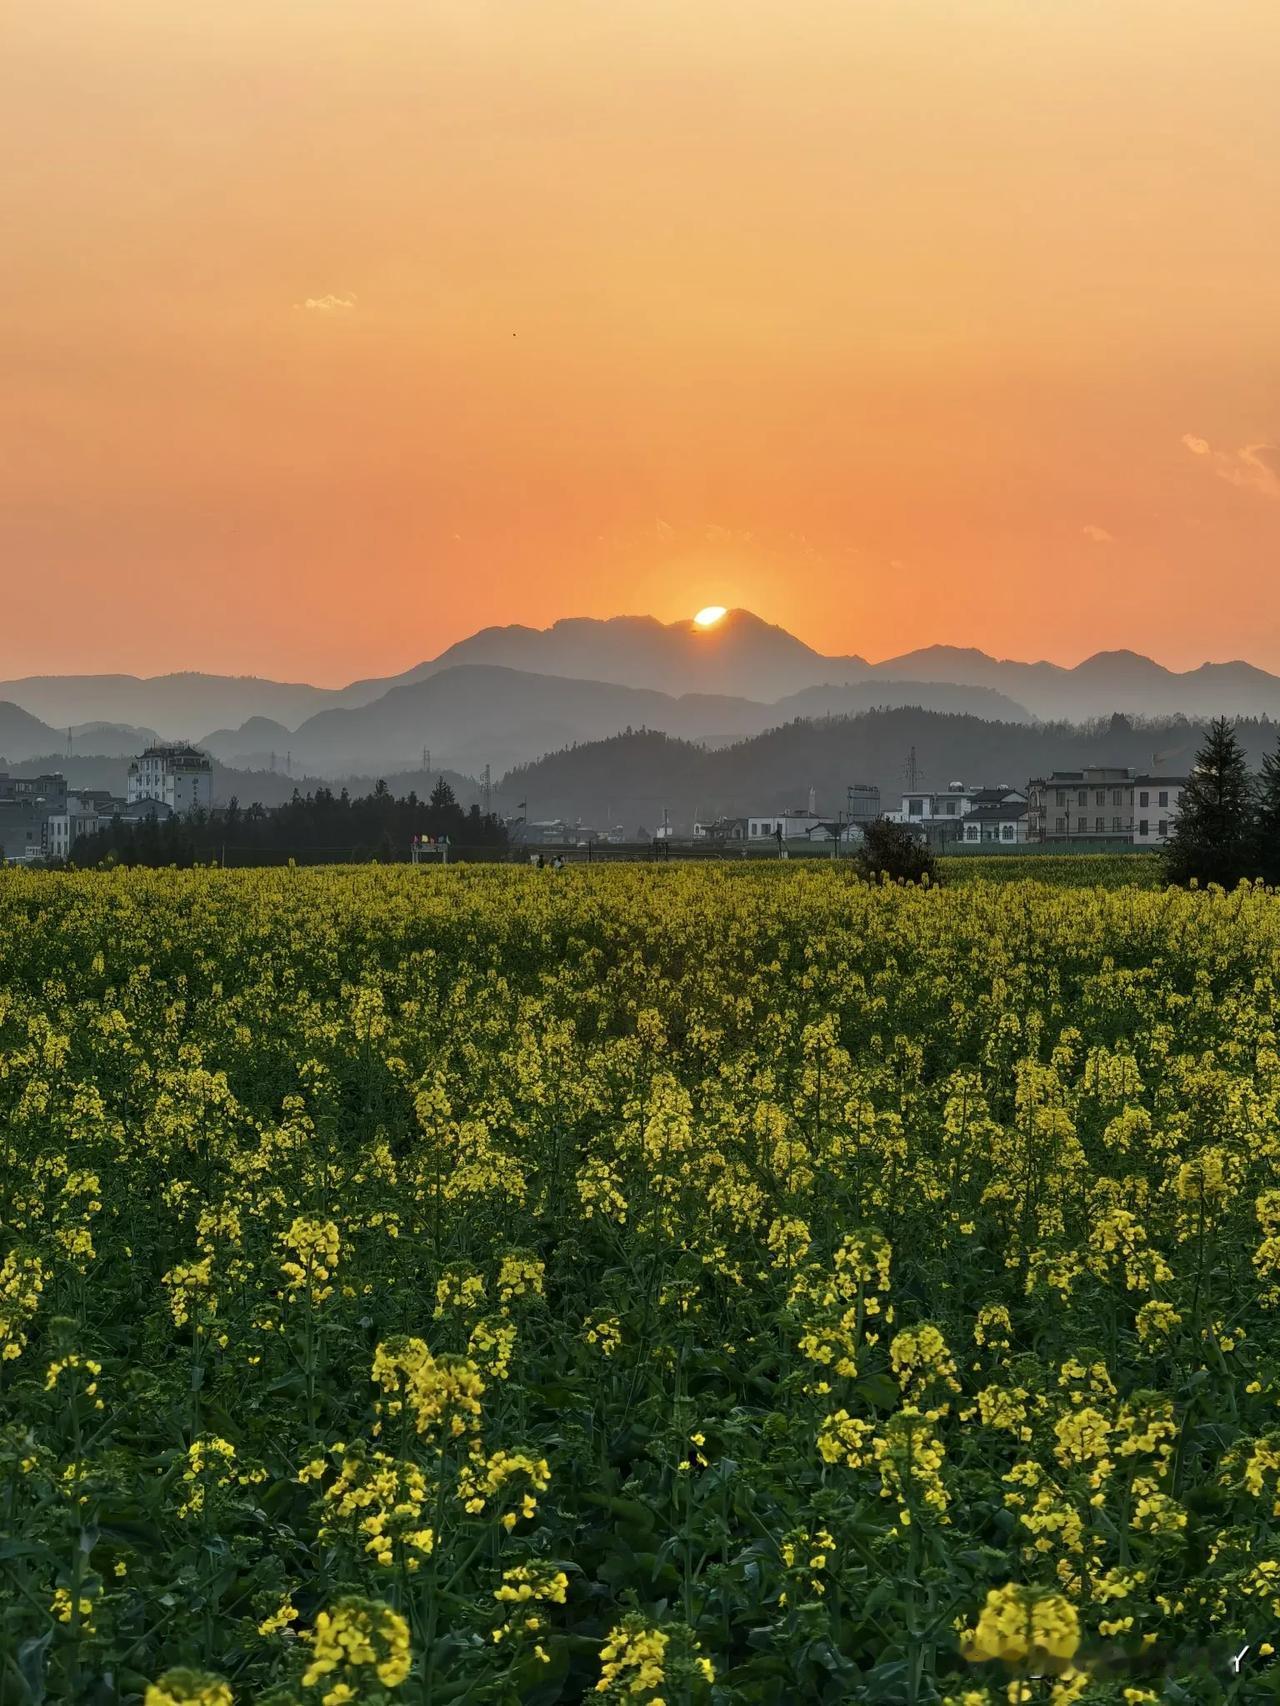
[1182,433,1280,499]
[296,293,358,312]
[1081,523,1113,543]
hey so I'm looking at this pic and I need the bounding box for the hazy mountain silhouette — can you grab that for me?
[7,612,1280,760]
[0,673,330,739]
[0,701,64,766]
[280,664,1032,776]
[201,717,297,769]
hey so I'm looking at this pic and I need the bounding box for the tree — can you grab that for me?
[429,777,457,810]
[857,816,938,886]
[1254,731,1280,886]
[1163,717,1256,888]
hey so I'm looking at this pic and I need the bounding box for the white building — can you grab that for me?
[1131,776,1188,847]
[127,744,213,813]
[959,802,1029,846]
[888,783,1027,847]
[747,809,823,842]
[888,781,978,826]
[46,799,106,861]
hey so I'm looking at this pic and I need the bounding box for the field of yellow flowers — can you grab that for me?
[3,862,1280,1706]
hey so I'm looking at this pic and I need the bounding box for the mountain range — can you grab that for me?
[4,610,1280,782]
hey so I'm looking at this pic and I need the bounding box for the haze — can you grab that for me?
[4,0,1279,682]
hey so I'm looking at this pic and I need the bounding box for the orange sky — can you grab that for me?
[4,0,1279,684]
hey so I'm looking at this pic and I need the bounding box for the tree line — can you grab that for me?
[1163,718,1280,888]
[67,779,508,868]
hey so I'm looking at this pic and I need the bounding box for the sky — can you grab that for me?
[3,0,1280,684]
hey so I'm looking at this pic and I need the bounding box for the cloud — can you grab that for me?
[1081,523,1113,543]
[1181,433,1280,499]
[296,293,357,312]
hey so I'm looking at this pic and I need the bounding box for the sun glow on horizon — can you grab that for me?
[693,605,727,628]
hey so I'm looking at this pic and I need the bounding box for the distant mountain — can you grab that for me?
[871,646,1280,722]
[287,665,773,775]
[0,673,330,740]
[8,612,1280,758]
[768,680,1030,726]
[283,664,1036,777]
[0,701,62,766]
[200,717,296,769]
[358,613,1280,724]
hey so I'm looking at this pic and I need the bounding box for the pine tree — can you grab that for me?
[1254,731,1280,886]
[429,776,457,811]
[1163,717,1256,888]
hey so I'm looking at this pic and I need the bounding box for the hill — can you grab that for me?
[495,708,1280,832]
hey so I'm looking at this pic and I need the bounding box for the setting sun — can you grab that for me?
[693,606,727,629]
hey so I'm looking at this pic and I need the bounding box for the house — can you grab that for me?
[693,816,749,842]
[747,809,823,842]
[888,782,1027,848]
[959,801,1029,846]
[127,743,213,813]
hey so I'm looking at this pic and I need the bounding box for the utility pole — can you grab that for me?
[482,763,492,816]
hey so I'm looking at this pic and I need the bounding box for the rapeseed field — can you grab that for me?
[2,863,1279,1704]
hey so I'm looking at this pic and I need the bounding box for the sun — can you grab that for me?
[693,605,727,628]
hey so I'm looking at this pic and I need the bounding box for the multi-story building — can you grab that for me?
[1027,768,1136,843]
[0,773,70,863]
[44,792,129,861]
[127,743,213,813]
[0,773,68,810]
[1027,769,1187,845]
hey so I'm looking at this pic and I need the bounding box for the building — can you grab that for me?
[959,801,1029,846]
[45,797,109,861]
[693,816,749,842]
[1131,776,1189,847]
[747,809,823,842]
[845,784,882,825]
[1026,769,1186,845]
[0,772,68,810]
[0,805,50,863]
[127,743,213,813]
[889,782,1027,848]
[0,773,71,863]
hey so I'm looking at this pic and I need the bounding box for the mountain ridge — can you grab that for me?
[6,610,1280,749]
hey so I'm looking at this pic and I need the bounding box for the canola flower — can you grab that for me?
[3,862,1280,1699]
[144,1672,233,1706]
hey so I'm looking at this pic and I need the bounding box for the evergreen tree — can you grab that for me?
[429,776,457,810]
[1254,732,1280,886]
[1163,717,1256,888]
